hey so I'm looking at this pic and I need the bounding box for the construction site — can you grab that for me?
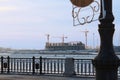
[45,41,85,50]
[45,34,86,51]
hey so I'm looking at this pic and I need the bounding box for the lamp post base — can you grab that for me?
[92,24,120,80]
[93,59,119,80]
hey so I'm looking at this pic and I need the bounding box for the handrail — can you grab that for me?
[0,56,119,77]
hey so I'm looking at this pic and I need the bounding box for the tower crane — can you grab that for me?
[53,35,67,44]
[80,29,89,48]
[45,34,50,43]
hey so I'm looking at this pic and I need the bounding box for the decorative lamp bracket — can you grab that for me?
[71,0,105,26]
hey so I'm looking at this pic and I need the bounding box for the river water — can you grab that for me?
[0,52,97,59]
[0,52,120,59]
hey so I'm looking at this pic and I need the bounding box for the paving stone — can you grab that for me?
[0,75,95,80]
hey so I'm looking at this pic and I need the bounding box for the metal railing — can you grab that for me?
[42,58,65,74]
[74,59,95,76]
[0,56,110,76]
[0,56,66,75]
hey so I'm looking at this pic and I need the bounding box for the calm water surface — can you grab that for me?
[0,52,120,59]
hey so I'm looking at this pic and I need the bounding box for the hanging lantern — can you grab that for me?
[3,62,8,68]
[70,0,94,7]
[35,63,39,69]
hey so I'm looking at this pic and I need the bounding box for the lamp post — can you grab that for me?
[92,0,120,80]
[70,0,120,80]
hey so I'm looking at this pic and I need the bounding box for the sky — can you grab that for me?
[0,0,119,50]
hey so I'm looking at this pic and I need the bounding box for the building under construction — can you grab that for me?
[45,41,85,50]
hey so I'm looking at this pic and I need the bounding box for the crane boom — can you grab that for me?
[53,35,67,44]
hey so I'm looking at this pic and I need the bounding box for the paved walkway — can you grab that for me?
[0,74,95,80]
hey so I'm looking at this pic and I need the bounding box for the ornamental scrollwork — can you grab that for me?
[72,0,100,26]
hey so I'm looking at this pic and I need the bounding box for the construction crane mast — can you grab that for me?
[45,34,50,43]
[80,29,89,48]
[61,35,67,44]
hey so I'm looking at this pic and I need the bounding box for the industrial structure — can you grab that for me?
[80,29,89,48]
[45,41,85,50]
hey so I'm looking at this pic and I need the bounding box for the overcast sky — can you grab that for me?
[0,0,119,49]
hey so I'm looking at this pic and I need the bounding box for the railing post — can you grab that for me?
[1,56,3,73]
[40,56,42,74]
[63,58,75,76]
[7,56,10,73]
[32,56,35,74]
